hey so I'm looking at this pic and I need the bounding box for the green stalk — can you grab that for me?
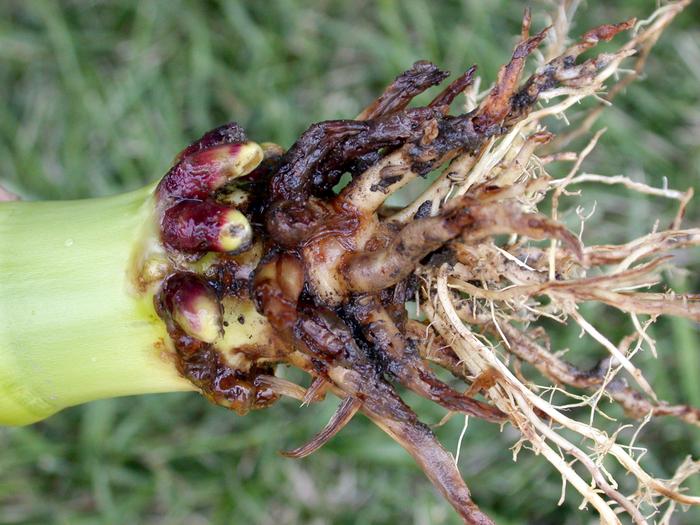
[0,187,193,426]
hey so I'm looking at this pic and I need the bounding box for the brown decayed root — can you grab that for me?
[139,1,699,523]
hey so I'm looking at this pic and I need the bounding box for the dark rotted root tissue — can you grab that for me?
[146,15,649,524]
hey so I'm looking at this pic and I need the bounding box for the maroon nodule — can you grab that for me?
[161,199,251,254]
[159,272,222,343]
[158,143,245,200]
[176,122,247,160]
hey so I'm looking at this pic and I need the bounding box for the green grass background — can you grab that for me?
[1,1,699,523]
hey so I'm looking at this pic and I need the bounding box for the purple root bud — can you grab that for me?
[160,272,223,343]
[161,200,253,254]
[158,142,263,200]
[175,121,248,160]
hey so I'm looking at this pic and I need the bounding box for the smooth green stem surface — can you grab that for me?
[0,187,192,425]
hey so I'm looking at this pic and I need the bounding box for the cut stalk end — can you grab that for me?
[0,187,193,425]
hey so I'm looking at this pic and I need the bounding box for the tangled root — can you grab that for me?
[137,2,699,523]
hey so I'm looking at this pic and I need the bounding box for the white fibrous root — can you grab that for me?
[408,2,699,523]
